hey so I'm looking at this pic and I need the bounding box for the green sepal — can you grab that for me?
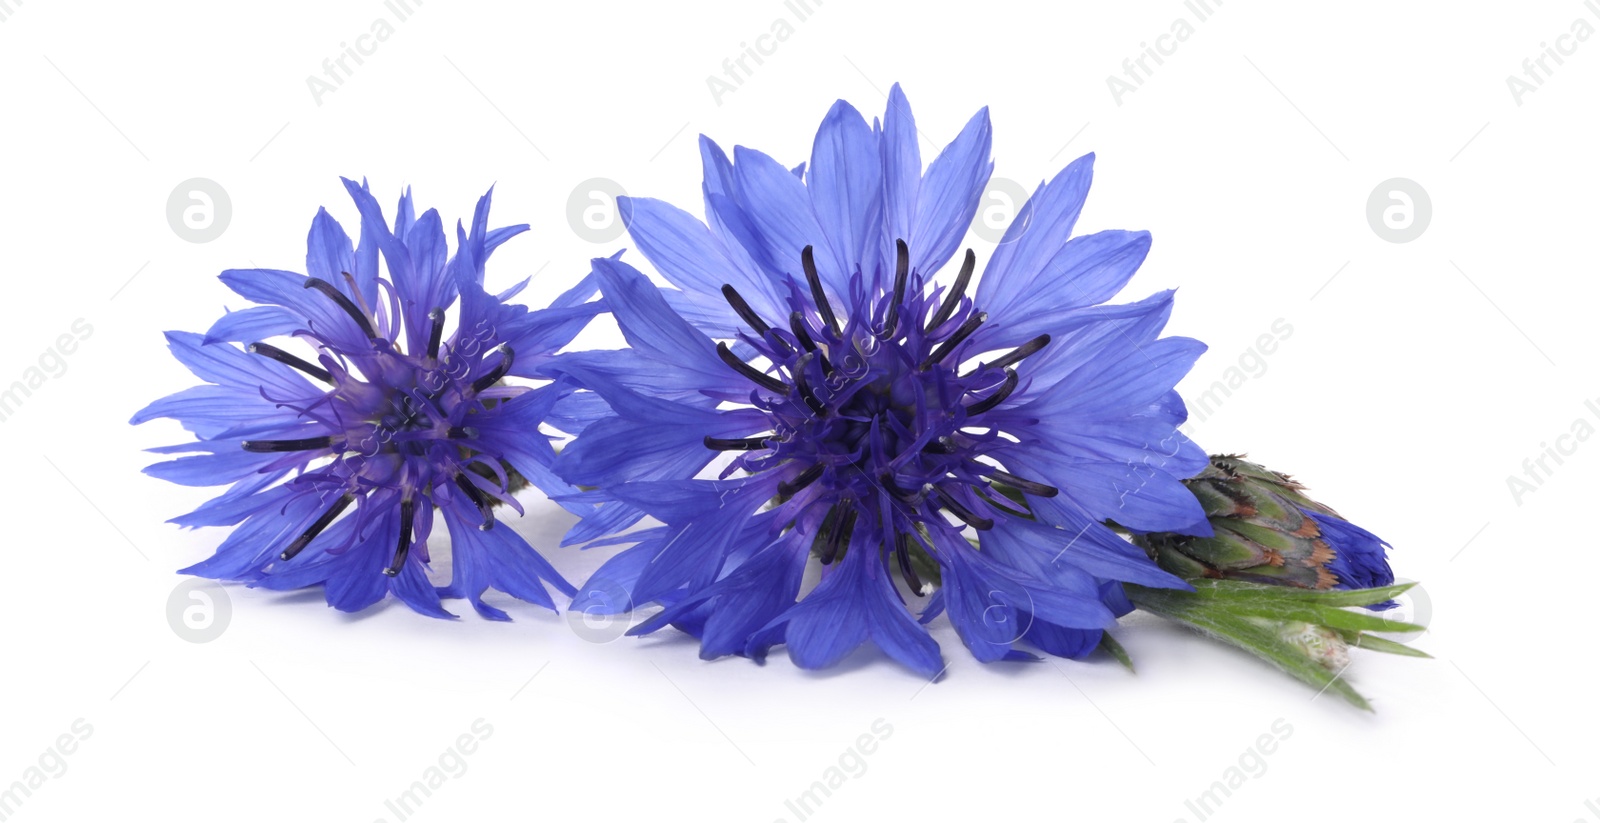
[1098,632,1135,672]
[1165,581,1425,635]
[1337,629,1433,659]
[1125,580,1427,710]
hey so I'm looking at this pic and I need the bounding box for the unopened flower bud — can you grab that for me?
[1134,455,1394,596]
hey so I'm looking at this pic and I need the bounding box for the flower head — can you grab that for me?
[553,86,1212,675]
[133,180,601,619]
[1133,454,1395,600]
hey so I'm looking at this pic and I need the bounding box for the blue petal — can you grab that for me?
[975,152,1095,319]
[620,195,783,337]
[569,536,662,613]
[935,531,1113,663]
[609,477,775,604]
[181,488,328,580]
[1308,511,1396,593]
[877,84,921,278]
[628,528,808,661]
[585,257,748,396]
[157,331,319,399]
[981,228,1154,347]
[202,306,302,344]
[439,497,572,616]
[550,367,766,488]
[697,136,768,280]
[1022,619,1102,660]
[305,207,370,308]
[981,513,1185,589]
[748,533,942,678]
[560,497,649,547]
[143,439,290,487]
[130,384,309,440]
[909,106,992,276]
[168,472,291,528]
[1006,447,1210,535]
[398,207,450,351]
[218,268,372,353]
[730,145,846,294]
[807,99,882,289]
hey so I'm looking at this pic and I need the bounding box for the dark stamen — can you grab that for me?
[930,484,994,530]
[883,476,923,502]
[792,353,826,415]
[448,426,478,440]
[280,494,353,560]
[454,473,495,530]
[921,312,987,369]
[789,312,818,352]
[248,342,332,384]
[801,246,841,337]
[426,308,446,360]
[340,271,377,320]
[818,506,858,565]
[815,506,842,563]
[716,342,788,394]
[242,436,335,453]
[965,369,1018,415]
[896,532,926,595]
[985,469,1060,498]
[880,239,911,339]
[470,345,515,395]
[985,334,1052,372]
[383,498,416,576]
[303,277,377,339]
[704,435,768,451]
[778,463,824,496]
[720,284,771,336]
[926,248,976,332]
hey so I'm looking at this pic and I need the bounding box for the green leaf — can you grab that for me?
[1183,579,1416,608]
[1099,632,1135,672]
[1343,631,1433,658]
[1127,583,1376,710]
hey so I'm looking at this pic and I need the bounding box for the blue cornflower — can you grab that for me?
[132,180,602,619]
[552,85,1212,676]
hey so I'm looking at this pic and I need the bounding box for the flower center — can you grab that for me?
[235,276,516,575]
[707,242,1059,592]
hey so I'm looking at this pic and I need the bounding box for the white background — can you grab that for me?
[1,1,1595,820]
